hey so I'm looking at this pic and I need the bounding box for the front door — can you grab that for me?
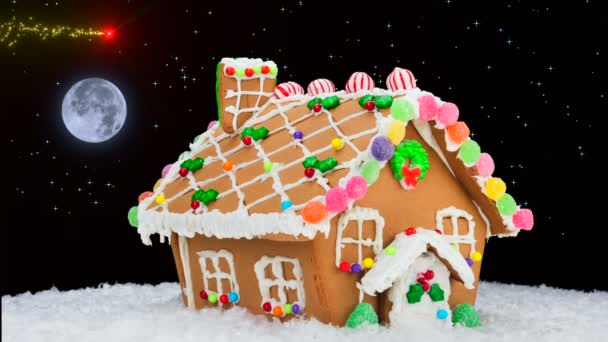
[387,252,452,326]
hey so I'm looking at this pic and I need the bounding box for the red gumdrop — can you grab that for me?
[179,168,189,177]
[339,262,351,272]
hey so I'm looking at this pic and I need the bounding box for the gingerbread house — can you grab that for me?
[127,57,535,327]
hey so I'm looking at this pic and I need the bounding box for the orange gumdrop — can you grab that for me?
[273,306,284,317]
[301,201,328,224]
[138,191,154,203]
[223,161,234,171]
[446,121,470,145]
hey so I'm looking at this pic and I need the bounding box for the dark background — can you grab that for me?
[2,0,605,295]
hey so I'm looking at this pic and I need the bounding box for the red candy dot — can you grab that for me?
[219,294,229,304]
[179,168,189,177]
[191,200,201,210]
[304,167,315,178]
[225,66,235,76]
[199,290,208,300]
[313,103,323,113]
[435,229,443,235]
[245,68,254,77]
[243,136,253,145]
[406,227,417,235]
[422,282,430,292]
[364,101,376,111]
[417,277,427,284]
[262,302,272,312]
[261,65,270,74]
[424,270,435,280]
[339,262,351,272]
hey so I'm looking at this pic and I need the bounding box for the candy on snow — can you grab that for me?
[301,201,328,224]
[485,177,507,200]
[274,82,304,99]
[459,139,481,165]
[325,187,349,212]
[437,309,449,320]
[437,102,459,126]
[387,120,406,145]
[138,191,154,203]
[475,153,495,177]
[360,160,381,184]
[161,164,172,178]
[447,121,471,145]
[307,78,336,95]
[346,176,368,200]
[371,136,395,161]
[417,95,439,121]
[345,72,375,93]
[513,208,534,230]
[386,67,416,91]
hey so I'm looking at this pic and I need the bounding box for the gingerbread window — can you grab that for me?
[197,249,239,304]
[435,206,477,258]
[335,207,385,268]
[254,256,306,312]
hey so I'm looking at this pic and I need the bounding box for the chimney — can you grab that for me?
[216,58,278,134]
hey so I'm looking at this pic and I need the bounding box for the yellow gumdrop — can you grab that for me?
[472,251,482,262]
[387,120,406,145]
[153,179,162,191]
[362,257,375,269]
[485,177,506,200]
[155,195,165,204]
[331,138,344,150]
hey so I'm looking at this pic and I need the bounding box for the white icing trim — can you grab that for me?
[254,256,305,314]
[178,236,195,309]
[335,207,385,267]
[197,249,239,303]
[435,206,477,258]
[360,228,475,296]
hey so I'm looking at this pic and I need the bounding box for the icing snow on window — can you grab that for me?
[197,249,239,303]
[335,207,385,267]
[435,207,477,258]
[254,256,305,311]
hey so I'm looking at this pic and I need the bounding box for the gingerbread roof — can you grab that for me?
[131,58,535,245]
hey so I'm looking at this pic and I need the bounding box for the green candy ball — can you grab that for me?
[235,68,245,77]
[385,245,397,255]
[452,303,481,328]
[269,65,278,75]
[346,302,379,328]
[208,292,218,303]
[459,140,481,165]
[127,206,139,227]
[283,303,293,315]
[391,98,415,122]
[360,160,381,184]
[263,161,273,172]
[253,65,262,74]
[497,193,518,215]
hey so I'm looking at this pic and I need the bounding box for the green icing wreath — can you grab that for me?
[390,140,430,181]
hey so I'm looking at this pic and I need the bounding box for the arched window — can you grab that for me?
[335,207,385,267]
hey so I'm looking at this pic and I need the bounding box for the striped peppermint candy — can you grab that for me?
[307,78,336,96]
[274,82,305,99]
[345,72,375,93]
[386,67,416,91]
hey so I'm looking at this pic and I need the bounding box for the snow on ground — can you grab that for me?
[3,282,607,342]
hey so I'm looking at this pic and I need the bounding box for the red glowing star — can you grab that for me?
[103,30,114,40]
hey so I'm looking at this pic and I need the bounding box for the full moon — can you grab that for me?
[61,78,127,143]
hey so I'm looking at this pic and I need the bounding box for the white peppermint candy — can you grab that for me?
[386,67,416,91]
[274,82,305,99]
[345,72,375,93]
[307,78,336,96]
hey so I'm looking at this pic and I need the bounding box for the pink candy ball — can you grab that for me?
[208,120,218,130]
[513,209,534,230]
[475,153,495,177]
[418,95,439,121]
[325,187,349,212]
[437,102,459,126]
[346,176,368,200]
[161,164,173,178]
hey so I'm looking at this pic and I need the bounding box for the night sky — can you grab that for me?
[2,0,605,295]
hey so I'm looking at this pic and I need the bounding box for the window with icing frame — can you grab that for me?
[335,207,385,268]
[435,206,477,258]
[254,256,306,312]
[197,249,239,304]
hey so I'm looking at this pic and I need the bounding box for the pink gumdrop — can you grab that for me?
[161,164,173,178]
[346,176,368,200]
[325,187,349,212]
[208,120,218,130]
[475,153,495,177]
[437,102,459,126]
[513,209,534,230]
[418,95,439,121]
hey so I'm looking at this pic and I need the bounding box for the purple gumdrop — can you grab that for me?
[371,136,395,161]
[293,130,304,140]
[350,263,362,273]
[292,303,301,314]
[466,258,474,267]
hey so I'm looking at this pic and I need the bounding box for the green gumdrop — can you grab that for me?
[346,302,379,328]
[497,193,518,215]
[458,140,481,164]
[358,94,376,108]
[360,160,381,184]
[269,65,278,75]
[321,95,340,110]
[452,303,481,328]
[235,68,245,77]
[374,95,394,109]
[127,206,139,227]
[391,98,415,122]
